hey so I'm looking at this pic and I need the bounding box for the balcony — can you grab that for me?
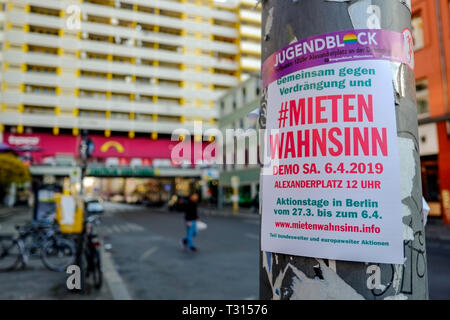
[1,91,219,119]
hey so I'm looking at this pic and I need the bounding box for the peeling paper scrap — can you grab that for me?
[348,0,381,29]
[398,137,415,199]
[289,261,364,300]
[400,0,411,11]
[402,203,411,217]
[384,293,408,300]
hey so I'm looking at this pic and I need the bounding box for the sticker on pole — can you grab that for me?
[260,29,406,264]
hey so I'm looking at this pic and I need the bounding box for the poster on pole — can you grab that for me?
[260,29,413,264]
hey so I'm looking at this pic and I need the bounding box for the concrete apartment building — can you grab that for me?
[0,0,261,203]
[216,0,450,223]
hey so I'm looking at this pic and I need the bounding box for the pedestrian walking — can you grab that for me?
[181,193,199,252]
[251,192,259,213]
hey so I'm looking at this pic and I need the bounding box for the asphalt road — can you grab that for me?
[2,203,446,300]
[426,240,450,300]
[100,202,260,300]
[101,202,450,300]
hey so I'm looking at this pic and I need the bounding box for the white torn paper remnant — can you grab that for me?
[264,7,274,39]
[403,224,414,241]
[289,260,364,300]
[397,137,415,199]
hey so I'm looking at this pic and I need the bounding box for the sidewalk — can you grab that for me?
[0,207,113,300]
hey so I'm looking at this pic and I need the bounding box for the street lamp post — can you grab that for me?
[259,0,428,300]
[79,130,94,196]
[231,175,240,214]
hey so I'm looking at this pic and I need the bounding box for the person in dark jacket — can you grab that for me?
[181,193,199,252]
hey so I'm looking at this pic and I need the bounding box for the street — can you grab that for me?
[0,203,449,300]
[100,202,260,300]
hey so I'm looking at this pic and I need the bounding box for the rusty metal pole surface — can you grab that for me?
[259,0,428,300]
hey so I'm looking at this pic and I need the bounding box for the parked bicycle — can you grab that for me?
[0,220,76,272]
[77,214,103,290]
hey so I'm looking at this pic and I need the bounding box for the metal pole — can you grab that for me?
[217,185,224,210]
[260,0,428,300]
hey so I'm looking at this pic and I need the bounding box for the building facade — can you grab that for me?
[412,0,450,223]
[215,0,450,222]
[217,73,260,208]
[0,0,261,143]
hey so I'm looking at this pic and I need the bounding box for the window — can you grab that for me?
[416,79,429,117]
[411,13,424,50]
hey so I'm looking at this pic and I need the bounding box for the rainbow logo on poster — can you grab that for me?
[343,33,358,44]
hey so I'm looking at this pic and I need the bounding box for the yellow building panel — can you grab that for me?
[241,65,260,72]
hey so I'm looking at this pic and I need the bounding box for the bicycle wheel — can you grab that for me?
[41,237,76,272]
[91,249,102,289]
[0,237,22,271]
